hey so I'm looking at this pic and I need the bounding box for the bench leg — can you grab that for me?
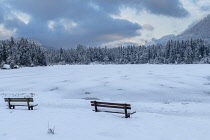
[94,101,98,112]
[124,105,128,118]
[28,106,33,110]
[9,105,15,109]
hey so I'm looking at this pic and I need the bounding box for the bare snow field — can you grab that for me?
[0,64,210,140]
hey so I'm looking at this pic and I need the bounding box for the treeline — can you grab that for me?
[47,39,210,64]
[0,37,47,67]
[0,37,210,68]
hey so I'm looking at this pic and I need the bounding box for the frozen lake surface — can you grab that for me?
[0,64,210,140]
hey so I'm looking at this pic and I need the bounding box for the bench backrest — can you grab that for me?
[91,101,131,109]
[4,98,34,102]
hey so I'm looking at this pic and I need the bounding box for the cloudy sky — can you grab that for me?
[0,0,210,48]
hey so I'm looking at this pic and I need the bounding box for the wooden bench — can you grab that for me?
[91,101,134,118]
[4,98,38,110]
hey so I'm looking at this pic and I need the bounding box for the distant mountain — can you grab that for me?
[151,34,176,45]
[154,14,210,45]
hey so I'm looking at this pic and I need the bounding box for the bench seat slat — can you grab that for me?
[5,100,34,102]
[91,104,131,109]
[5,98,33,102]
[97,110,126,114]
[8,104,38,107]
[10,105,28,106]
[91,101,130,106]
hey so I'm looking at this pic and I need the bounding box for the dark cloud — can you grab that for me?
[0,0,189,48]
[94,0,189,17]
[140,0,189,17]
[6,0,98,21]
[0,1,8,22]
[9,13,140,48]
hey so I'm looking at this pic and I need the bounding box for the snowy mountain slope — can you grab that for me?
[180,14,210,39]
[0,65,210,140]
[154,14,210,44]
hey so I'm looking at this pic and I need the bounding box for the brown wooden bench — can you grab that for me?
[4,98,38,110]
[91,101,134,118]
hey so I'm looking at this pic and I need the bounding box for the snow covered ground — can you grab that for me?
[0,64,210,140]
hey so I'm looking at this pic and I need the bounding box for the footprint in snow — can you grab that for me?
[62,80,70,82]
[85,92,91,94]
[50,87,59,91]
[204,83,210,85]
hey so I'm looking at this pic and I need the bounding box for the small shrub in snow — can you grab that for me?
[48,122,55,135]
